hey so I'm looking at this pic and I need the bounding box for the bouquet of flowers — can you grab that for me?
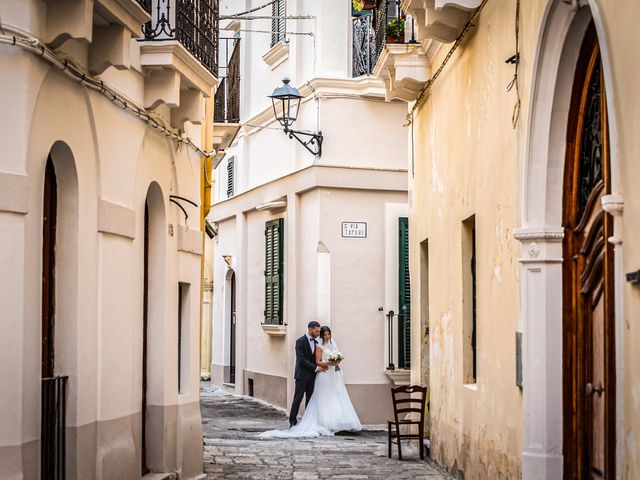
[327,352,345,372]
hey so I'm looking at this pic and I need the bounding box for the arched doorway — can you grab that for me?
[562,22,615,479]
[141,182,166,475]
[227,270,236,384]
[517,3,622,478]
[40,142,79,480]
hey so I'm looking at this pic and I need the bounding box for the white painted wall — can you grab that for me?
[209,0,409,422]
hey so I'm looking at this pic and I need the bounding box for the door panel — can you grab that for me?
[229,272,236,384]
[563,22,615,479]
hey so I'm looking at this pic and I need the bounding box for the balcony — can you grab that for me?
[371,0,482,101]
[401,0,482,43]
[213,37,241,163]
[352,0,417,77]
[139,0,220,126]
[143,0,219,75]
[214,38,240,124]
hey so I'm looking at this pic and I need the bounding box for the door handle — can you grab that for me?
[585,382,605,396]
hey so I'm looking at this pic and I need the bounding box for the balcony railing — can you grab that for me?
[385,311,411,370]
[137,0,152,12]
[352,0,416,77]
[214,38,240,123]
[352,15,376,77]
[143,0,219,76]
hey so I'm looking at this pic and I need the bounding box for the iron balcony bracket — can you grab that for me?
[283,127,323,157]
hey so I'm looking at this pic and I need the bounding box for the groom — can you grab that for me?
[289,321,327,427]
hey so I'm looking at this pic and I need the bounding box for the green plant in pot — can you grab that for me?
[386,18,405,44]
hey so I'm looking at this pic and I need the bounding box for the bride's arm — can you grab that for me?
[315,346,335,368]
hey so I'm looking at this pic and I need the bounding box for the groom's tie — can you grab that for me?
[312,338,317,353]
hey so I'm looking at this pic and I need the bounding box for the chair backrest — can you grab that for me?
[390,385,428,424]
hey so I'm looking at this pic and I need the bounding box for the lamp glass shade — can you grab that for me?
[269,78,302,128]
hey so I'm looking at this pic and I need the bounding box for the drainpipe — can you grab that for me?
[200,95,215,378]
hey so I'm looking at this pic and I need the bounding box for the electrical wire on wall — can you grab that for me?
[506,0,522,128]
[0,24,216,158]
[223,1,276,18]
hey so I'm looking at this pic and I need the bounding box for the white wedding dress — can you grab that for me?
[261,340,363,438]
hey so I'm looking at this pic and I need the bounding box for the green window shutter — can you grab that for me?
[398,217,411,369]
[264,218,284,325]
[226,157,234,198]
[271,0,285,47]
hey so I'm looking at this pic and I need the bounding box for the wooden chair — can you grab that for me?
[387,385,428,460]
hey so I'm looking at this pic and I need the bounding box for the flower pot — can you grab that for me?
[386,32,405,44]
[363,0,376,8]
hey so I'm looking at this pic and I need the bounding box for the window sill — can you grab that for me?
[262,41,289,70]
[463,383,478,391]
[261,324,287,336]
[384,368,411,386]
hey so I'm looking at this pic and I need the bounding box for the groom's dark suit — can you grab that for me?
[289,334,318,426]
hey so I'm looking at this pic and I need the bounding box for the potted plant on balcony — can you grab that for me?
[352,0,364,15]
[386,18,405,44]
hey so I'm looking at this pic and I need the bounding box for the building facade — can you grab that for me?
[207,0,410,424]
[372,0,640,478]
[0,0,218,478]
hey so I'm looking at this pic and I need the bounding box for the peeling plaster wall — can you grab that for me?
[409,2,539,477]
[410,0,640,478]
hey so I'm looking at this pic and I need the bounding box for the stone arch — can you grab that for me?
[224,268,237,384]
[40,140,80,477]
[141,180,167,474]
[516,1,623,478]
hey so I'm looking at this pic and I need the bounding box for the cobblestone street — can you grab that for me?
[201,383,450,479]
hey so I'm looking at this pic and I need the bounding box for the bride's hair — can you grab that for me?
[319,325,332,345]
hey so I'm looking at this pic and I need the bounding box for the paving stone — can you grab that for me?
[200,382,450,480]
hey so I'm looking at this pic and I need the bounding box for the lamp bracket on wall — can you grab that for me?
[169,195,198,222]
[283,127,323,157]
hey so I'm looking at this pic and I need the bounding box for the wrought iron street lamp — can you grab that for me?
[269,78,323,157]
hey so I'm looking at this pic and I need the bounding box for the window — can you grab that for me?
[226,157,235,198]
[271,0,286,47]
[398,217,411,369]
[264,219,284,325]
[462,215,477,384]
[178,282,190,394]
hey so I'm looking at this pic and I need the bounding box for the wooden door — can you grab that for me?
[229,272,236,384]
[563,22,615,479]
[42,157,57,378]
[141,203,149,476]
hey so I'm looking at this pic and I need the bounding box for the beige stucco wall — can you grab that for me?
[409,2,525,476]
[0,1,207,478]
[407,0,640,478]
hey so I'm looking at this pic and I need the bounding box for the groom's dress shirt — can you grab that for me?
[306,333,316,354]
[306,333,319,372]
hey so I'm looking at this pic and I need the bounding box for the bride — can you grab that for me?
[261,326,362,438]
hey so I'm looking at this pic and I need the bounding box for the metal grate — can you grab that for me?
[41,376,68,480]
[137,0,152,12]
[214,38,240,123]
[144,0,219,76]
[352,15,376,77]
